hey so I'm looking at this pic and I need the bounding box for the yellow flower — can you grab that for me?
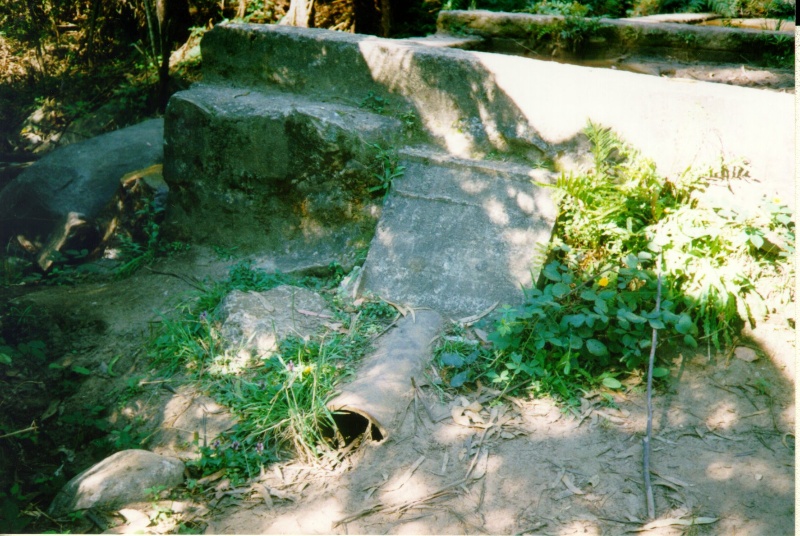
[597,277,610,287]
[303,365,313,375]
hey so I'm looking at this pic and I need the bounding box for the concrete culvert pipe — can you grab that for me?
[326,309,443,443]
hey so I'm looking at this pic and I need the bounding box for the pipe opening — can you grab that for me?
[329,410,385,445]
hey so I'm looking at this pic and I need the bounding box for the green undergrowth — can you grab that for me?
[147,261,397,483]
[434,121,794,404]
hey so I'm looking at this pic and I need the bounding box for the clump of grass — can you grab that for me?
[148,261,397,478]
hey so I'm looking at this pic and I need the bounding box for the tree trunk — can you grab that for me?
[282,0,316,27]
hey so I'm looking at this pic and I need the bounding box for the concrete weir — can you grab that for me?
[165,22,794,317]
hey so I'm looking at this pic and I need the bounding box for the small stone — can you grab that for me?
[755,474,763,481]
[48,449,184,517]
[734,347,759,362]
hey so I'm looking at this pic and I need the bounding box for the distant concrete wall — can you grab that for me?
[200,23,794,209]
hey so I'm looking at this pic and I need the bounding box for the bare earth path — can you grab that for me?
[1,249,794,535]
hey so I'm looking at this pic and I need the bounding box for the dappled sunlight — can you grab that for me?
[705,400,739,430]
[484,198,510,225]
[556,519,602,535]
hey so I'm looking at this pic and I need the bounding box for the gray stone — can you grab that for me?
[0,119,164,249]
[218,285,335,357]
[163,85,397,266]
[48,449,184,517]
[360,150,557,318]
[195,23,793,209]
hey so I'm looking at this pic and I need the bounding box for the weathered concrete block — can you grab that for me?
[197,23,794,209]
[437,11,795,63]
[164,85,402,269]
[360,150,557,318]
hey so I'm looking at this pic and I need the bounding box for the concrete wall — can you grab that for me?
[200,23,794,210]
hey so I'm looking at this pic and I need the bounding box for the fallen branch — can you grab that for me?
[0,421,38,439]
[642,255,662,520]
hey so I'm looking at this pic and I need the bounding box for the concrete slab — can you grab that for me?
[359,150,557,318]
[399,35,485,49]
[629,13,722,24]
[198,23,794,210]
[163,84,402,268]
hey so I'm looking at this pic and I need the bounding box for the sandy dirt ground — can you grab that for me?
[1,247,794,535]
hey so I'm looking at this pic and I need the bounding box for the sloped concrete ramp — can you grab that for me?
[360,150,557,318]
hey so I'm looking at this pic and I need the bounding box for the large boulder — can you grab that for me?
[0,119,164,267]
[48,449,184,517]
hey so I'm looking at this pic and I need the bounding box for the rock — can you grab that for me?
[149,390,238,460]
[48,449,184,517]
[218,285,335,357]
[0,119,164,265]
[734,346,759,362]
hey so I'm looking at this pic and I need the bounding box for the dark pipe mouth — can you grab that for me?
[328,411,385,446]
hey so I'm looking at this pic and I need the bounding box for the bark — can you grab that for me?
[282,0,316,27]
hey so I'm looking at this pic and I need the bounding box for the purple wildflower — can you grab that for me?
[287,360,294,372]
[212,439,220,449]
[256,442,264,455]
[199,311,208,322]
[231,440,240,451]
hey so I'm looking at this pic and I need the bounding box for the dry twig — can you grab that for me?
[642,255,662,520]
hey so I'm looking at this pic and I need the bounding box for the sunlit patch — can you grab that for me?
[555,519,602,535]
[376,227,394,247]
[706,460,735,480]
[460,178,489,194]
[484,198,509,225]
[705,401,738,430]
[514,191,535,214]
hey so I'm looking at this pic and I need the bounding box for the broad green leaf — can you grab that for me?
[569,334,583,350]
[602,377,622,389]
[551,282,571,297]
[649,318,666,330]
[72,366,92,375]
[440,352,463,367]
[450,371,468,388]
[652,367,669,378]
[748,233,764,249]
[463,350,479,365]
[0,353,11,365]
[580,290,597,301]
[683,334,698,348]
[586,339,608,356]
[542,262,562,282]
[675,314,695,335]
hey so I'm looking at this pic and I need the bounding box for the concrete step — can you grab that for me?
[163,84,404,271]
[398,34,485,50]
[360,149,558,318]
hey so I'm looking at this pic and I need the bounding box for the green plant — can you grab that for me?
[436,121,793,403]
[148,262,396,481]
[359,91,390,114]
[369,144,405,199]
[524,13,601,54]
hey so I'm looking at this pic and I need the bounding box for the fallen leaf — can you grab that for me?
[384,455,426,491]
[562,474,584,495]
[251,483,273,507]
[636,517,718,531]
[451,407,471,427]
[197,469,226,486]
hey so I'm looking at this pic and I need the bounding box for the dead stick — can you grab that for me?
[0,421,38,440]
[643,255,662,520]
